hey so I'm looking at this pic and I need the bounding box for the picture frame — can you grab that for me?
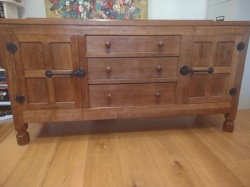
[45,0,148,19]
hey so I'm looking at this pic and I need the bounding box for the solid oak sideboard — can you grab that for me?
[0,19,249,145]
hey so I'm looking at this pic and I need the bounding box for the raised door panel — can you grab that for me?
[11,35,82,110]
[182,35,242,104]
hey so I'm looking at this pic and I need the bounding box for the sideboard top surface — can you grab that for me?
[0,18,250,27]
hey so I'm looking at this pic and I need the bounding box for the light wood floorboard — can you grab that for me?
[0,110,250,187]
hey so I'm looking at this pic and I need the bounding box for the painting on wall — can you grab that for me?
[45,0,148,20]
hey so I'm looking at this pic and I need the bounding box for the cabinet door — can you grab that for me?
[11,35,83,110]
[181,35,242,104]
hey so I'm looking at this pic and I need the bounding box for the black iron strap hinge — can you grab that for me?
[16,95,25,104]
[7,43,18,53]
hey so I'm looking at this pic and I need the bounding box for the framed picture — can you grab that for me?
[45,0,148,19]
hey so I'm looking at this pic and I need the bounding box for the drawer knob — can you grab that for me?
[156,66,162,72]
[105,42,111,49]
[155,92,161,98]
[158,41,164,48]
[107,93,112,99]
[106,67,112,73]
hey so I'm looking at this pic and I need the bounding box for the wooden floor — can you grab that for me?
[1,111,250,187]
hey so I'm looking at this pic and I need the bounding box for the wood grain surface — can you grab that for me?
[1,110,250,186]
[1,19,250,145]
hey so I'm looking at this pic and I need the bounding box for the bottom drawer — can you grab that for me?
[89,83,176,108]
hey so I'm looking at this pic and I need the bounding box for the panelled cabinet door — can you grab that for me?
[182,35,242,104]
[11,35,83,110]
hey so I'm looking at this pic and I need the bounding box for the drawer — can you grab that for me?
[86,36,180,54]
[89,83,176,108]
[88,57,178,80]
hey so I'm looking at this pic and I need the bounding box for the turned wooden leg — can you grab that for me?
[16,123,30,145]
[223,113,235,132]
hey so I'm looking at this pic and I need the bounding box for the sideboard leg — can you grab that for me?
[223,113,235,132]
[16,123,30,145]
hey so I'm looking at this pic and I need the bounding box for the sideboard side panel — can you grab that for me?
[0,26,29,144]
[228,28,250,119]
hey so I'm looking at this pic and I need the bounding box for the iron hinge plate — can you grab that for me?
[229,88,237,96]
[7,43,18,54]
[16,95,25,104]
[237,42,245,52]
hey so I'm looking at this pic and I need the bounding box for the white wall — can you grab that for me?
[237,0,250,109]
[18,0,46,18]
[148,0,209,20]
[207,0,239,20]
[237,0,250,20]
[19,0,209,19]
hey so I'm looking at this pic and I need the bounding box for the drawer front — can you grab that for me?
[86,36,180,54]
[88,57,178,80]
[89,83,176,108]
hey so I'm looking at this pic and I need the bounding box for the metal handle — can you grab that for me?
[45,68,86,78]
[180,66,214,75]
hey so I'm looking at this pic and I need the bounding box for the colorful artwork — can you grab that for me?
[45,0,148,19]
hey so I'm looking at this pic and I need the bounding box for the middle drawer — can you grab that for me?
[88,57,178,80]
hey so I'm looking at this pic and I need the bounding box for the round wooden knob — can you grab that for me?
[106,67,112,73]
[156,66,162,72]
[155,92,161,98]
[107,93,112,99]
[105,42,111,49]
[158,41,164,48]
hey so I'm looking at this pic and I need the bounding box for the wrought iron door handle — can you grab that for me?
[45,68,86,78]
[180,66,214,75]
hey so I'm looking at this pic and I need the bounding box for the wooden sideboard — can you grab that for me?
[0,19,249,145]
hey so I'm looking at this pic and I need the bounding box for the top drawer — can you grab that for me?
[86,36,180,54]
